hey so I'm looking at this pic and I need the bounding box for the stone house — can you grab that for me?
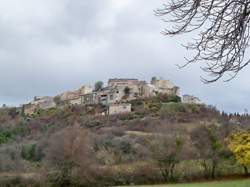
[182,95,202,104]
[141,83,157,98]
[60,86,93,102]
[96,87,110,105]
[23,96,56,115]
[108,78,141,87]
[78,86,93,95]
[23,78,182,114]
[66,97,82,105]
[32,96,56,109]
[108,103,132,115]
[80,92,98,105]
[107,78,147,103]
[151,79,180,96]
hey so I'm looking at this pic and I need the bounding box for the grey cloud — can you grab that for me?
[0,0,248,113]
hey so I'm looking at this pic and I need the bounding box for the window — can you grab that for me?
[110,94,114,100]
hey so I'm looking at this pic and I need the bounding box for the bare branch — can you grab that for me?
[156,0,250,83]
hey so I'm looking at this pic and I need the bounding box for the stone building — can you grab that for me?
[108,103,132,115]
[66,97,82,105]
[108,78,141,87]
[60,86,93,102]
[23,77,182,114]
[151,79,180,96]
[23,96,56,115]
[80,92,98,105]
[32,96,56,109]
[182,95,202,104]
[107,78,147,103]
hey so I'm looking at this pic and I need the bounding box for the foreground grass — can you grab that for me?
[118,179,250,187]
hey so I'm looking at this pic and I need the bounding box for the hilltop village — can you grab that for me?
[23,77,202,115]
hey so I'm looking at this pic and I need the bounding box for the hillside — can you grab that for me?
[0,98,250,186]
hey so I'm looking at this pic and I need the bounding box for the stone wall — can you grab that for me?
[108,103,132,115]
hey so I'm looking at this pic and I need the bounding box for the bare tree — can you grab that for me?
[45,124,97,186]
[156,1,250,83]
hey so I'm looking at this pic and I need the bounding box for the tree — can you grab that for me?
[94,81,103,91]
[191,124,223,179]
[156,1,250,83]
[149,132,184,182]
[151,77,157,84]
[123,86,130,95]
[45,124,97,186]
[228,131,250,176]
[8,107,18,119]
[53,96,62,106]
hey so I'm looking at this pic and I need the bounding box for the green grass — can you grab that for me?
[119,179,250,187]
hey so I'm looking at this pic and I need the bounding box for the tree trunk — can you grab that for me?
[211,160,217,179]
[170,164,175,181]
[243,165,249,176]
[160,167,169,182]
[201,160,209,179]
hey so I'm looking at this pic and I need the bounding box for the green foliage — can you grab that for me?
[21,144,42,162]
[8,107,19,118]
[41,123,55,133]
[85,120,102,128]
[95,81,104,91]
[160,103,186,114]
[144,101,161,113]
[157,94,181,103]
[53,96,62,106]
[124,86,131,95]
[151,76,157,84]
[119,179,250,187]
[130,99,144,106]
[0,129,13,144]
[160,103,201,115]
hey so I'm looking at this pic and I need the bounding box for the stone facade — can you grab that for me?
[67,97,82,105]
[152,79,180,96]
[108,103,132,115]
[23,96,56,115]
[182,95,202,104]
[23,77,181,114]
[60,86,93,102]
[80,92,98,105]
[32,96,56,109]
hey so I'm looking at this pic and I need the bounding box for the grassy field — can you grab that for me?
[118,179,250,187]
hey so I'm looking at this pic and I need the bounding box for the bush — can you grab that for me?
[0,130,13,144]
[0,176,42,187]
[160,103,187,115]
[157,94,181,103]
[160,103,201,116]
[21,144,43,162]
[144,101,161,113]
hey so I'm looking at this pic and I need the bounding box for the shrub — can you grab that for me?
[157,94,181,103]
[160,103,201,117]
[0,130,13,144]
[144,101,161,113]
[21,144,43,162]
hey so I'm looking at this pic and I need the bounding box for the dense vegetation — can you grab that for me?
[0,95,250,186]
[120,179,250,187]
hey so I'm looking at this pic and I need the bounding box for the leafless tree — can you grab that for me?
[45,124,97,186]
[156,0,250,83]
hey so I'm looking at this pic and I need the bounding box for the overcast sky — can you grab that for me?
[0,0,249,113]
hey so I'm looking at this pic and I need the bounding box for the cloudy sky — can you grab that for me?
[0,0,249,113]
